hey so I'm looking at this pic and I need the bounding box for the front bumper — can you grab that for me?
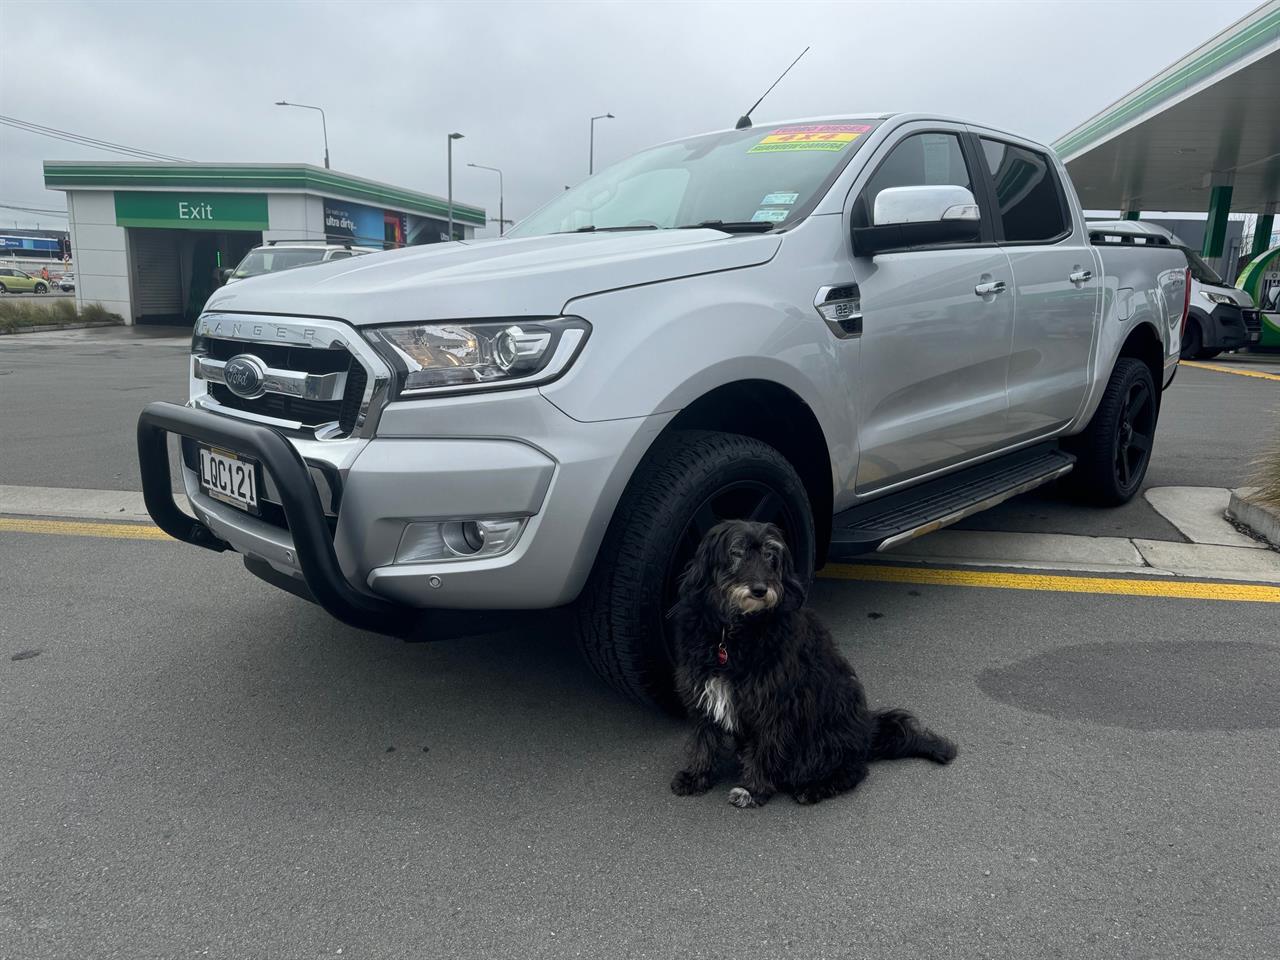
[140,392,671,626]
[1194,303,1258,351]
[138,401,407,634]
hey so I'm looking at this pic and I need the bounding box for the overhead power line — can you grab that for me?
[0,115,192,162]
[0,202,69,218]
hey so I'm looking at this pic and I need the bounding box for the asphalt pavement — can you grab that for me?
[2,329,1279,959]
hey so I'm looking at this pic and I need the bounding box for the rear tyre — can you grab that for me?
[575,430,816,710]
[1179,321,1203,360]
[1062,357,1157,506]
[0,283,7,294]
[1195,348,1222,360]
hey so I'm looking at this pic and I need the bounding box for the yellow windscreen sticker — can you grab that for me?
[748,124,872,154]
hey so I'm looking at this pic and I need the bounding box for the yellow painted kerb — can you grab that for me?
[0,517,171,541]
[6,516,1280,604]
[1181,361,1280,382]
[821,563,1280,604]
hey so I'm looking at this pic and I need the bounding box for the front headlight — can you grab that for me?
[364,317,590,397]
[1201,291,1235,306]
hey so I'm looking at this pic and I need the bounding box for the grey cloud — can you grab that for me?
[0,0,1260,234]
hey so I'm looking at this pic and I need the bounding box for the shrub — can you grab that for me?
[1253,442,1280,509]
[80,303,126,324]
[0,298,122,332]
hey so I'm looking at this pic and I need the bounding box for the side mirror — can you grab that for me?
[852,185,981,257]
[220,268,235,283]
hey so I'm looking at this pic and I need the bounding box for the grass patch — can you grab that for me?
[1253,440,1280,510]
[0,298,122,333]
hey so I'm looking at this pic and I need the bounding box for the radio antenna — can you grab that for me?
[735,46,810,130]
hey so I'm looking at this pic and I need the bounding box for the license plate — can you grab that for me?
[198,446,259,512]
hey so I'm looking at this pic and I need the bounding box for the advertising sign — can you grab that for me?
[324,199,406,249]
[0,236,60,252]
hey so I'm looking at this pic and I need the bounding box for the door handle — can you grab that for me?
[974,280,1006,297]
[1069,269,1093,284]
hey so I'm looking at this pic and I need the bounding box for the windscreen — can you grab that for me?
[1179,246,1225,286]
[508,119,882,238]
[232,247,329,279]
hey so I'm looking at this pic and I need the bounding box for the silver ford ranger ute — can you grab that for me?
[138,114,1189,707]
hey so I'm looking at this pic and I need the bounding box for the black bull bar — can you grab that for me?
[136,401,409,634]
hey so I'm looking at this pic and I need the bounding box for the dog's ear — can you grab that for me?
[772,529,808,611]
[678,522,729,605]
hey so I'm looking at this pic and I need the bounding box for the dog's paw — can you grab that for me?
[728,786,759,809]
[671,770,712,796]
[792,789,820,806]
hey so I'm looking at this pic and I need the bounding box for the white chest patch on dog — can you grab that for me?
[698,676,736,733]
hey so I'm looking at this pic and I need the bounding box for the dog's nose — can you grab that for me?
[749,583,768,599]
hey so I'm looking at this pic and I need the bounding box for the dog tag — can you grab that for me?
[717,642,729,666]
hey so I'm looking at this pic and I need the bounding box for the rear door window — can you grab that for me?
[979,139,1069,242]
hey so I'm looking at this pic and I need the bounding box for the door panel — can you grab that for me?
[1003,247,1099,436]
[976,137,1098,436]
[854,247,1015,492]
[847,126,1017,495]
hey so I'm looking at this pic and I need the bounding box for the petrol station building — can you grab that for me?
[44,161,486,325]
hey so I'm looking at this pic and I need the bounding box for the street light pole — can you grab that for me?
[467,162,505,236]
[274,100,330,169]
[447,132,464,241]
[589,112,614,176]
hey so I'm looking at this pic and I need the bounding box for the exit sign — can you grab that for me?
[114,191,269,231]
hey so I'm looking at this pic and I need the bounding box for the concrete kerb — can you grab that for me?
[0,321,124,336]
[1227,487,1280,549]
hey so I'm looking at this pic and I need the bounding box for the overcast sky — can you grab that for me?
[0,0,1262,235]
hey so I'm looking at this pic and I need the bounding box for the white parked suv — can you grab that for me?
[224,240,378,283]
[139,114,1188,707]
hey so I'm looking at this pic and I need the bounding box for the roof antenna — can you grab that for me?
[735,46,810,130]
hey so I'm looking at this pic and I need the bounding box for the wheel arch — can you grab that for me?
[1118,321,1164,398]
[660,379,835,566]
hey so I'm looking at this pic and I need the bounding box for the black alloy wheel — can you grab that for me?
[1113,377,1155,494]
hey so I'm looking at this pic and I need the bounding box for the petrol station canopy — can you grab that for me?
[1054,1,1280,215]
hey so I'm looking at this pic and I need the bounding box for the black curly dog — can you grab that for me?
[670,519,957,808]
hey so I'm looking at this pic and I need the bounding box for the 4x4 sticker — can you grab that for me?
[748,124,872,155]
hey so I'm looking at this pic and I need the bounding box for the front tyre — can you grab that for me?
[575,430,816,710]
[1063,357,1157,506]
[34,282,47,294]
[1179,320,1203,360]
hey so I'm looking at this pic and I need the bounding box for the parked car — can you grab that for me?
[138,113,1189,708]
[0,267,49,294]
[223,240,377,284]
[1088,219,1260,359]
[57,273,75,292]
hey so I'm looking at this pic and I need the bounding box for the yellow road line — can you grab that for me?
[0,516,170,541]
[1181,361,1280,382]
[820,563,1280,603]
[6,516,1280,604]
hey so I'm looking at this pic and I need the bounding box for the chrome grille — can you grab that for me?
[204,339,361,432]
[191,313,390,440]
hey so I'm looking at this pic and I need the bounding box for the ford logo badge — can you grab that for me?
[223,354,267,399]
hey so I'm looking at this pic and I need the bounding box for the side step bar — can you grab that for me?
[828,443,1075,560]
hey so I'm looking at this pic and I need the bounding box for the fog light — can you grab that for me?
[395,518,526,563]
